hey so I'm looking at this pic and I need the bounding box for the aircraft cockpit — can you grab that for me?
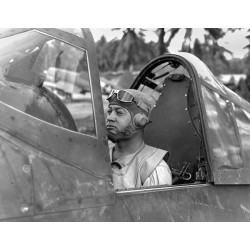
[130,52,250,188]
[130,57,205,185]
[1,29,250,221]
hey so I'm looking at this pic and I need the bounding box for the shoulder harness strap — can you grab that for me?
[139,146,168,184]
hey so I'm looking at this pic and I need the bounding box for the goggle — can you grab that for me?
[107,89,134,103]
[107,89,150,113]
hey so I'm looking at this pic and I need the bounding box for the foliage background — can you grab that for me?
[94,28,250,101]
[95,28,250,74]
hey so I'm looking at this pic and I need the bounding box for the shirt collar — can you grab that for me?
[110,142,145,167]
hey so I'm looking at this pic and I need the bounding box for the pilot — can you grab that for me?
[106,89,172,189]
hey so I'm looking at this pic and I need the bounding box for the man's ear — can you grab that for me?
[133,113,149,128]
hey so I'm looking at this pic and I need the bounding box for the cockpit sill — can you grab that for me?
[115,182,210,195]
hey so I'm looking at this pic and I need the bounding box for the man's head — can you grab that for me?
[106,89,155,142]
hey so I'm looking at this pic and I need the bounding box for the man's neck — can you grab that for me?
[114,133,144,160]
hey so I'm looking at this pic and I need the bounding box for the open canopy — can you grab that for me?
[132,52,250,185]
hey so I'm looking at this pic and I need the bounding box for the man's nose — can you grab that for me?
[107,111,116,121]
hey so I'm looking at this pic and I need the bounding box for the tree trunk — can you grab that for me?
[158,28,167,55]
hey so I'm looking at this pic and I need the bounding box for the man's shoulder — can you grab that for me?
[156,159,171,173]
[143,144,168,158]
[140,145,169,183]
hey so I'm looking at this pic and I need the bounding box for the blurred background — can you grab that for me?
[91,28,250,102]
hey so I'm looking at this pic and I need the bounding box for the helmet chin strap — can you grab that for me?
[107,122,141,143]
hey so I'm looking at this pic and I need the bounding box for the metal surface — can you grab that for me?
[0,100,114,220]
[116,184,250,222]
[143,75,200,170]
[131,56,203,178]
[0,28,114,220]
[4,183,250,222]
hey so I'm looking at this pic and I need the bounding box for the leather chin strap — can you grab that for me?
[107,122,141,143]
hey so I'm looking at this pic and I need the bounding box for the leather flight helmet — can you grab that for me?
[107,89,155,140]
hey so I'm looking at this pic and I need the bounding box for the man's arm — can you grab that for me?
[143,160,172,186]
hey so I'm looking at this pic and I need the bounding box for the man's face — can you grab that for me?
[106,104,131,134]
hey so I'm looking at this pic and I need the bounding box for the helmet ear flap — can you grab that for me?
[133,113,149,128]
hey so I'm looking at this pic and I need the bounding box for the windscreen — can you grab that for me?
[0,30,96,136]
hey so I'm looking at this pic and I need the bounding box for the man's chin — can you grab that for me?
[107,131,118,143]
[107,131,131,143]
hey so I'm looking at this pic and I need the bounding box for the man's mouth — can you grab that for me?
[106,124,116,129]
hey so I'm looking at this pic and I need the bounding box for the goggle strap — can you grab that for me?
[107,89,119,100]
[136,99,150,113]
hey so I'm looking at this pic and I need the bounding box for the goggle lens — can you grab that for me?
[107,90,134,103]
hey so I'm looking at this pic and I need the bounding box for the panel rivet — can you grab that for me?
[23,164,31,173]
[20,204,29,214]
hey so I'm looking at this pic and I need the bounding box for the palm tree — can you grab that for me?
[154,28,233,73]
[112,28,156,71]
[192,35,232,75]
[158,28,226,54]
[156,28,167,55]
[243,29,250,66]
[95,35,119,72]
[156,28,193,54]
